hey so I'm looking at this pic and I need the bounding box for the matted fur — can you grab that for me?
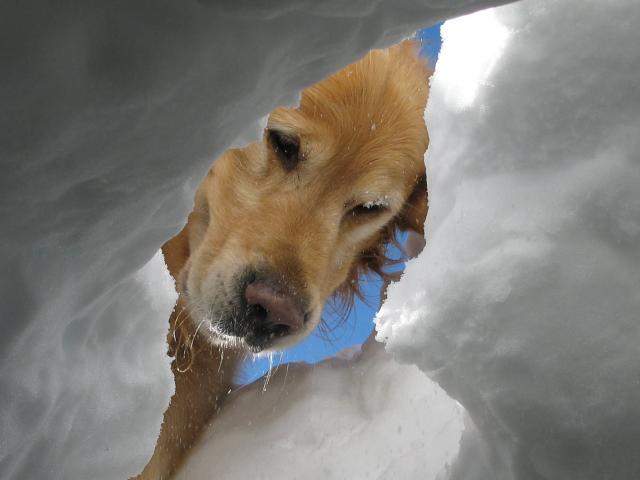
[136,40,430,479]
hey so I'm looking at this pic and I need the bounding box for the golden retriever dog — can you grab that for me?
[136,40,430,479]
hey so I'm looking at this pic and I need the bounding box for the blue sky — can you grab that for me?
[417,22,443,65]
[238,23,443,383]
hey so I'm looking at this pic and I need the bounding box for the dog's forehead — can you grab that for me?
[271,42,427,127]
[269,85,426,157]
[250,43,428,202]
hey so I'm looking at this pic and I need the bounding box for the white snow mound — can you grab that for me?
[177,343,464,480]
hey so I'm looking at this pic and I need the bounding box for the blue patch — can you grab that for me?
[417,23,443,64]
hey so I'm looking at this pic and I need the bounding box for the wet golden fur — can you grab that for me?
[136,40,430,479]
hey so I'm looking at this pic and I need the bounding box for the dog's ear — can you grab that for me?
[162,222,191,282]
[395,174,428,257]
[396,174,428,235]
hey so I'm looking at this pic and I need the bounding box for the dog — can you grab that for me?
[135,40,430,479]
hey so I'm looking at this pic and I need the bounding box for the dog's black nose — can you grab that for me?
[244,281,304,347]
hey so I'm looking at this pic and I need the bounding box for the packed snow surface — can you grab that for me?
[0,1,512,479]
[178,343,464,480]
[378,1,640,479]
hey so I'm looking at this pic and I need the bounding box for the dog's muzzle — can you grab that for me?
[218,270,309,352]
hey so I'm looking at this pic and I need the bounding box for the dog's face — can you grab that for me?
[164,42,429,353]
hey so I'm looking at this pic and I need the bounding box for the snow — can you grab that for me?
[434,9,511,111]
[0,252,176,480]
[8,0,638,478]
[362,196,391,209]
[378,1,640,479]
[177,342,464,480]
[0,1,513,479]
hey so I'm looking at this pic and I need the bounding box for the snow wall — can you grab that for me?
[0,1,514,479]
[378,1,640,479]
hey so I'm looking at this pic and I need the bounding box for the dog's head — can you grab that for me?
[163,41,429,354]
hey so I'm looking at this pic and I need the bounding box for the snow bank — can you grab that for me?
[177,343,464,480]
[0,1,512,479]
[378,1,640,479]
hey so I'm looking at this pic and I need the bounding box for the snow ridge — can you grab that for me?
[378,1,640,478]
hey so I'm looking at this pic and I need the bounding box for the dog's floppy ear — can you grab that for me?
[396,174,428,257]
[397,173,428,235]
[162,222,191,282]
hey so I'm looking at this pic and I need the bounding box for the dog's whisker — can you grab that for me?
[188,316,208,353]
[262,352,274,393]
[279,362,290,396]
[217,346,225,374]
[172,305,189,342]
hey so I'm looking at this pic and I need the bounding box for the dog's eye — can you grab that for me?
[348,200,389,217]
[268,129,300,171]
